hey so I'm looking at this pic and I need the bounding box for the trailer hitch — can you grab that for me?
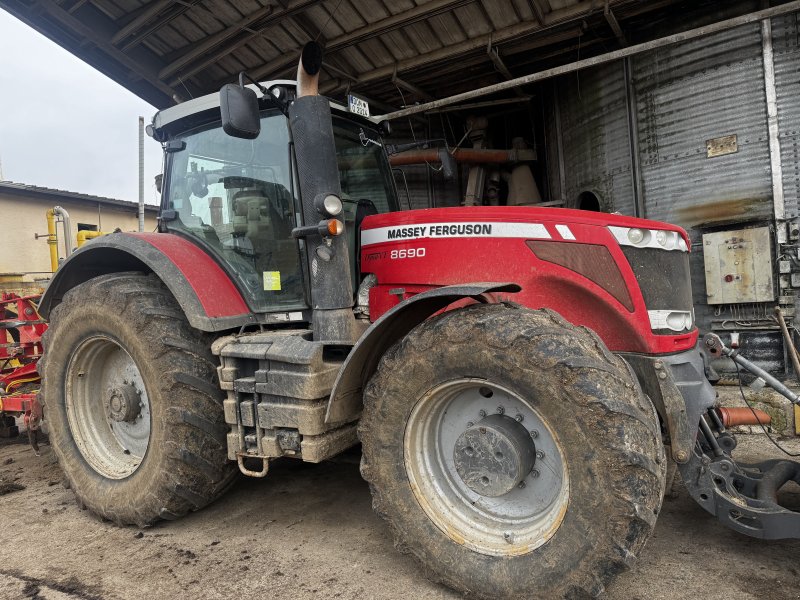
[676,334,800,539]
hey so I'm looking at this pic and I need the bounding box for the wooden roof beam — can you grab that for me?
[166,0,322,86]
[158,4,274,80]
[604,2,627,46]
[111,0,172,45]
[32,0,178,99]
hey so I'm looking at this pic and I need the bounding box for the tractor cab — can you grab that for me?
[149,83,399,316]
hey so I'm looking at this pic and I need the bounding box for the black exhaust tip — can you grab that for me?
[301,41,323,76]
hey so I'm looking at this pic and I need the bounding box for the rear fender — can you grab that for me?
[325,282,520,424]
[38,233,256,332]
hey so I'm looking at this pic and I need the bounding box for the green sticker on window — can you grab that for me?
[263,271,281,291]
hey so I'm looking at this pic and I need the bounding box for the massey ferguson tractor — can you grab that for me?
[36,44,800,598]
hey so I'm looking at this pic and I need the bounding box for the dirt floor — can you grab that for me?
[0,433,799,600]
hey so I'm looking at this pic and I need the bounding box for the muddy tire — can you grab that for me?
[40,273,236,527]
[359,303,665,599]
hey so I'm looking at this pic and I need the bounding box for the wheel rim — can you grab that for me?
[66,335,151,479]
[404,379,569,556]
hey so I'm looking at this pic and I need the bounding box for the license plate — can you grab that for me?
[348,95,370,118]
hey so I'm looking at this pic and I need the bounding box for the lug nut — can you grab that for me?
[496,406,505,415]
[530,469,540,478]
[515,414,524,422]
[536,450,545,459]
[479,410,486,418]
[518,481,526,489]
[530,430,539,439]
[466,421,474,428]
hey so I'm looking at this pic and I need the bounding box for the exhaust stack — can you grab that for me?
[288,42,358,343]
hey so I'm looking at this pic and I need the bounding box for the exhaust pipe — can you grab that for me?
[288,42,358,343]
[296,42,322,98]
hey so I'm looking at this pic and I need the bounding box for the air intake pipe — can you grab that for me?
[288,42,358,343]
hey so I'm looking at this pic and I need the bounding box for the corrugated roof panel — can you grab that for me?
[337,46,379,73]
[547,0,581,11]
[229,0,262,13]
[382,29,421,60]
[451,3,493,38]
[184,5,229,36]
[511,0,535,22]
[338,0,390,32]
[245,35,280,61]
[96,0,131,21]
[633,23,771,227]
[358,37,398,68]
[400,21,445,56]
[480,0,520,29]
[333,0,367,33]
[772,13,800,219]
[278,18,311,46]
[426,11,468,47]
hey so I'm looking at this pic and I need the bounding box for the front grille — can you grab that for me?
[621,246,693,332]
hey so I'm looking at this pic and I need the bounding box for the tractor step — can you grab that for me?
[213,331,357,476]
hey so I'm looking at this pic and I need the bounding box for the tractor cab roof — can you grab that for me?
[150,79,381,140]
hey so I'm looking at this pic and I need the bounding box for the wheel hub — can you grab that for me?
[453,414,537,497]
[106,383,141,423]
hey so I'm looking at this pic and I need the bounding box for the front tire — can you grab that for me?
[40,273,235,526]
[359,304,665,599]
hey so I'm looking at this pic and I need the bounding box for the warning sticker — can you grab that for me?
[263,271,281,291]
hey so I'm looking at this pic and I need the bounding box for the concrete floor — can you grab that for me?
[0,434,798,600]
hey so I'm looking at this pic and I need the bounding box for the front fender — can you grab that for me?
[39,232,256,332]
[325,282,521,424]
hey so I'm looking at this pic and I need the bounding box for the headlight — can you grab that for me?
[315,193,343,217]
[628,228,645,244]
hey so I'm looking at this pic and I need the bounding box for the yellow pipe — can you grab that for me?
[76,230,111,248]
[45,209,59,272]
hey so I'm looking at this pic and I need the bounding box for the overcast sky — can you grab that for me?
[0,10,162,205]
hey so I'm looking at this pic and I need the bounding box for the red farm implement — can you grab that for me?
[0,292,45,452]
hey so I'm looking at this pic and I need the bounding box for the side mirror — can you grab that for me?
[220,83,260,139]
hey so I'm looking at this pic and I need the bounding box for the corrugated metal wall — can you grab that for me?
[633,23,772,226]
[551,62,635,214]
[547,18,798,376]
[772,12,800,219]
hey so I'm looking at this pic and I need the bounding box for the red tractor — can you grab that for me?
[37,44,800,598]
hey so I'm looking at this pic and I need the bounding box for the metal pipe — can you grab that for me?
[717,407,772,428]
[52,206,73,257]
[699,415,724,457]
[705,333,800,406]
[296,42,321,98]
[379,1,800,121]
[138,116,145,232]
[389,147,537,166]
[775,306,800,382]
[44,209,59,273]
[762,19,785,221]
[76,230,110,248]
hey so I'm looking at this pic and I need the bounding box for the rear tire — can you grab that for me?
[359,303,665,599]
[40,273,236,526]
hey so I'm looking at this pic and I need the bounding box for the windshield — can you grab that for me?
[164,110,303,313]
[163,109,398,314]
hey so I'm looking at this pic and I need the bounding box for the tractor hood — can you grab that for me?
[359,206,696,355]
